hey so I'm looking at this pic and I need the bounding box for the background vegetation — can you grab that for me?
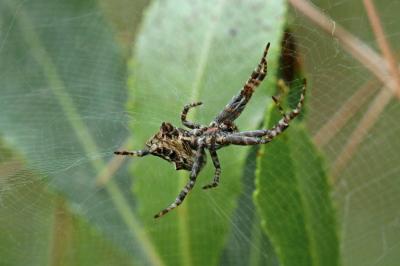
[0,0,399,265]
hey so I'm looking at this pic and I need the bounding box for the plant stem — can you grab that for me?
[332,88,393,181]
[313,79,378,147]
[288,0,400,98]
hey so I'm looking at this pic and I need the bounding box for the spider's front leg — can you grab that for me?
[263,79,307,139]
[114,149,149,157]
[181,102,204,129]
[202,149,221,189]
[154,141,206,219]
[223,79,307,142]
[213,43,270,125]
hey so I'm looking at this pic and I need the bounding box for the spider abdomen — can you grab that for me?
[145,124,198,171]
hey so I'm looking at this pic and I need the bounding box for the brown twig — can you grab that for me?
[48,198,72,266]
[290,0,400,180]
[288,0,400,99]
[330,0,400,179]
[96,138,133,186]
[313,79,378,147]
[331,88,393,181]
[0,160,24,178]
[363,0,400,94]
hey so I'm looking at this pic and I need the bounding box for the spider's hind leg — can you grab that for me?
[217,135,271,146]
[202,149,221,189]
[154,143,206,218]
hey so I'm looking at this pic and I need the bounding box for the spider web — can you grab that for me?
[288,1,400,265]
[0,0,400,266]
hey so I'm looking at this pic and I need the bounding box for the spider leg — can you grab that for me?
[228,79,307,140]
[154,142,206,219]
[233,130,271,137]
[181,102,204,129]
[202,149,221,189]
[213,43,270,125]
[265,79,307,139]
[271,95,286,117]
[114,149,149,157]
[232,96,286,137]
[217,135,271,146]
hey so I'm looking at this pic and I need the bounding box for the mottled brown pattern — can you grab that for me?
[115,43,307,218]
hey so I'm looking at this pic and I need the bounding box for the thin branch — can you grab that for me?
[331,88,393,181]
[363,0,400,95]
[0,160,24,178]
[48,198,72,266]
[95,155,127,187]
[331,0,400,180]
[289,0,400,99]
[290,0,400,180]
[96,138,133,187]
[313,79,378,147]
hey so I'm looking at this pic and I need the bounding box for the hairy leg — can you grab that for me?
[217,135,271,146]
[202,149,221,189]
[264,79,307,138]
[213,43,270,125]
[181,102,203,129]
[229,79,307,140]
[114,149,149,157]
[233,130,272,137]
[154,142,206,218]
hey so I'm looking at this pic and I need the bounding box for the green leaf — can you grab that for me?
[295,1,400,265]
[254,122,339,266]
[0,0,157,264]
[220,147,280,266]
[0,177,134,266]
[129,0,286,265]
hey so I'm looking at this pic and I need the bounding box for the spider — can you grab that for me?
[115,43,306,218]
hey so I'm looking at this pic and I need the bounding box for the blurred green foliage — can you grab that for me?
[3,0,399,265]
[0,0,149,264]
[255,123,338,266]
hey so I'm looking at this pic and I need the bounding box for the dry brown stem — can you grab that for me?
[313,79,378,147]
[331,88,393,180]
[290,0,399,180]
[96,138,133,186]
[289,0,400,98]
[363,0,400,95]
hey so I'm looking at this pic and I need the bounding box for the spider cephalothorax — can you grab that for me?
[115,43,307,218]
